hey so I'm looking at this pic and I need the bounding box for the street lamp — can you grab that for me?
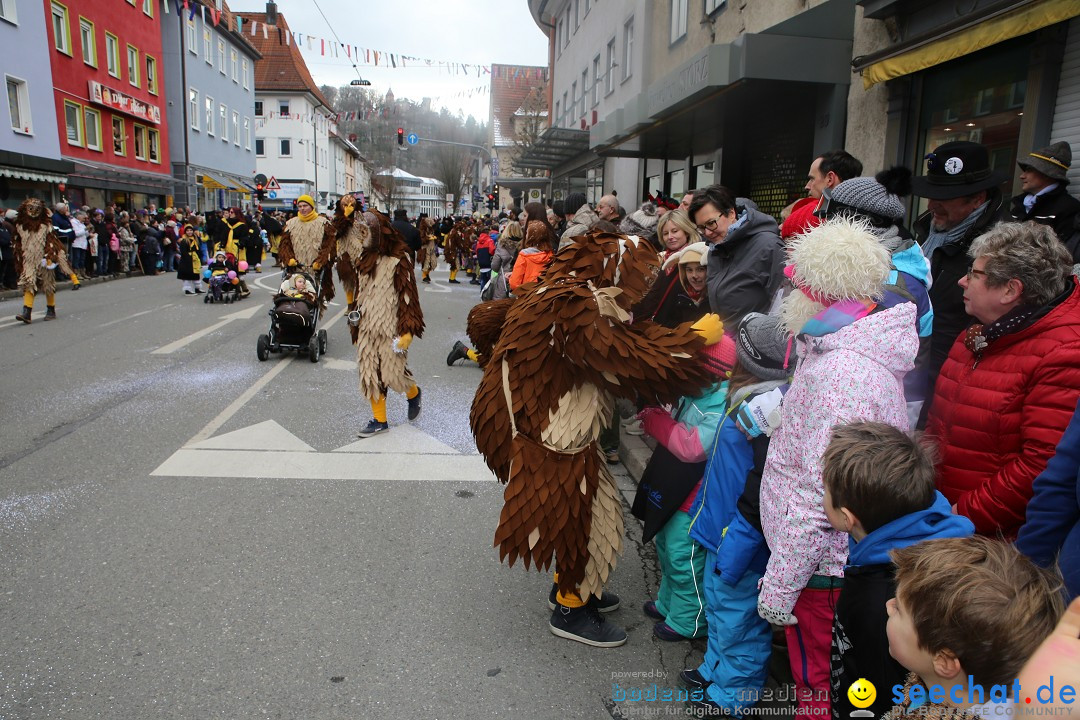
[349,79,371,86]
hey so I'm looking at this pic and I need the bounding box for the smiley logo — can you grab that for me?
[848,678,877,709]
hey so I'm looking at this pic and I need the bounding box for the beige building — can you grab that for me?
[528,0,1080,220]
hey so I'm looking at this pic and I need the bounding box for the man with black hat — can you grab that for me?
[391,208,421,261]
[1008,141,1080,259]
[912,140,1007,384]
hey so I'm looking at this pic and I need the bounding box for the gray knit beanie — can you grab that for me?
[735,313,789,381]
[828,167,912,224]
[618,202,659,236]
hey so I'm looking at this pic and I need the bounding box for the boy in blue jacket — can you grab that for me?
[822,421,974,720]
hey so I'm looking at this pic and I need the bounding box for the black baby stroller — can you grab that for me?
[256,267,327,362]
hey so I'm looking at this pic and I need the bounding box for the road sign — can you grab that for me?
[265,176,281,191]
[407,133,419,145]
[254,173,268,187]
[267,191,277,199]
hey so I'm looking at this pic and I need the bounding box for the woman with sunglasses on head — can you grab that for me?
[688,185,785,327]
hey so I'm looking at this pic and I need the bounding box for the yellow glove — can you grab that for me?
[288,258,297,267]
[691,313,724,345]
[312,261,321,271]
[393,333,413,353]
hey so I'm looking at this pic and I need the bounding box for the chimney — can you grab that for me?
[266,1,277,25]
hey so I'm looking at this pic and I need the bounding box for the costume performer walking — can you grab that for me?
[331,195,364,308]
[469,231,723,646]
[346,210,425,438]
[279,195,336,305]
[12,198,80,323]
[419,217,438,284]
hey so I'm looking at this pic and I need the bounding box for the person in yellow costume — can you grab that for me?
[278,195,336,306]
[12,198,80,323]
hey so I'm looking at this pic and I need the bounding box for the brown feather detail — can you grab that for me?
[13,199,71,294]
[470,231,710,595]
[392,254,425,339]
[465,299,513,366]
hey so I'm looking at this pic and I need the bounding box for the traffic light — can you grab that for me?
[397,128,404,146]
[255,182,265,201]
[487,193,495,211]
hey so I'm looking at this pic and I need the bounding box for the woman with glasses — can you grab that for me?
[925,221,1080,541]
[687,186,785,326]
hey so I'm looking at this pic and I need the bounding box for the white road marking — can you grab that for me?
[100,304,174,328]
[184,307,345,445]
[150,304,261,355]
[332,424,460,454]
[188,419,315,452]
[423,282,451,293]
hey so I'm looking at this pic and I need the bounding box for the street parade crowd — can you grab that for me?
[4,138,1080,718]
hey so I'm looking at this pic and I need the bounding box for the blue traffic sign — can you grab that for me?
[406,133,419,145]
[268,191,278,199]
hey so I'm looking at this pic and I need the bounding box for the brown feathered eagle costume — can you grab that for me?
[12,198,80,323]
[331,195,366,309]
[469,231,719,601]
[347,209,426,431]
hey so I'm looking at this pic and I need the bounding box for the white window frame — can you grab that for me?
[203,27,211,64]
[279,138,291,157]
[704,0,726,16]
[0,0,19,24]
[230,48,238,82]
[255,137,265,157]
[556,20,562,58]
[83,106,102,151]
[243,117,250,150]
[217,36,225,75]
[105,33,119,78]
[219,103,227,142]
[6,75,32,135]
[127,44,140,88]
[622,18,634,82]
[145,54,157,95]
[580,69,588,116]
[205,95,214,136]
[186,17,196,53]
[133,123,146,160]
[242,58,249,89]
[111,115,125,155]
[189,87,199,130]
[63,100,83,147]
[147,128,159,163]
[231,111,239,146]
[79,17,96,67]
[51,2,71,55]
[670,0,688,44]
[592,55,601,107]
[141,0,152,18]
[254,100,263,117]
[564,4,571,44]
[605,38,616,95]
[278,100,289,116]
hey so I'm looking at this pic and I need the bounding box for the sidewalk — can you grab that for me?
[0,271,133,301]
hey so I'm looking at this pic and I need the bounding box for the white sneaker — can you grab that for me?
[624,419,644,436]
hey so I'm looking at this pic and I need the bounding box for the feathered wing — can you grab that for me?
[392,253,424,338]
[466,298,514,365]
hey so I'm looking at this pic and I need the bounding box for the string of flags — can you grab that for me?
[163,1,548,84]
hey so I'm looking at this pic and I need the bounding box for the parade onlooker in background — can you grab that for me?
[925,221,1080,540]
[1008,141,1080,259]
[176,224,203,295]
[0,209,16,289]
[70,210,89,279]
[139,217,162,275]
[391,208,421,261]
[51,202,74,255]
[475,227,495,292]
[1017,397,1080,600]
[559,192,599,248]
[689,185,784,325]
[618,201,660,249]
[490,220,520,300]
[758,216,917,719]
[116,212,136,275]
[508,221,553,293]
[912,140,1005,385]
[822,421,974,720]
[816,167,934,427]
[781,150,862,240]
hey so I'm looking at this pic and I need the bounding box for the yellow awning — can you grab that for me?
[199,172,232,190]
[861,0,1080,89]
[229,179,251,195]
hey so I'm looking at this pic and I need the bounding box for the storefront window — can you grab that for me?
[916,38,1029,214]
[85,188,106,210]
[667,168,685,196]
[693,161,714,189]
[586,165,604,204]
[645,174,662,198]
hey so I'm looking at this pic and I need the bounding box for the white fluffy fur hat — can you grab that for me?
[786,216,891,302]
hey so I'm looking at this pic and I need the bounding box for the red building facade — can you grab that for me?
[45,0,172,210]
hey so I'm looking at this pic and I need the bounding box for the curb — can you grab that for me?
[618,427,655,486]
[0,271,134,300]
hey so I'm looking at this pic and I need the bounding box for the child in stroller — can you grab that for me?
[272,271,318,329]
[257,268,326,362]
[205,250,241,303]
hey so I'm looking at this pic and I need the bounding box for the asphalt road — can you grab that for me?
[0,266,705,720]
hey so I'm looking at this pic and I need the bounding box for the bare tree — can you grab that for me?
[507,83,548,179]
[430,145,472,208]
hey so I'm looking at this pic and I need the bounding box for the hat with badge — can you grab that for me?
[1018,141,1072,184]
[911,141,1008,200]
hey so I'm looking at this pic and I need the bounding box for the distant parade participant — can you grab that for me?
[278,195,336,304]
[419,217,438,284]
[12,197,80,324]
[344,209,425,438]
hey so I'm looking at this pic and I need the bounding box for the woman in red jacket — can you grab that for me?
[926,221,1080,539]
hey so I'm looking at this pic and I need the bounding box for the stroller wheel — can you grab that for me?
[203,295,209,304]
[318,329,327,354]
[257,334,270,361]
[308,335,320,363]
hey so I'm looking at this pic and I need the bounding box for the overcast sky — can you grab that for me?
[229,0,550,121]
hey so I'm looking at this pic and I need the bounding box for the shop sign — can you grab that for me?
[88,81,162,125]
